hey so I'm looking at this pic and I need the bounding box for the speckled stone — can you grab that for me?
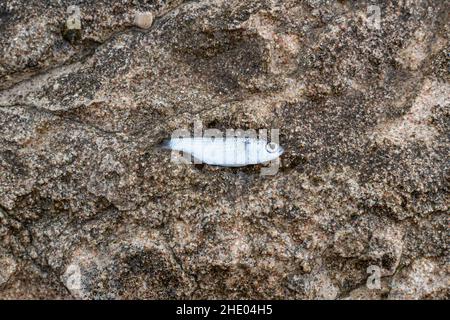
[0,0,448,299]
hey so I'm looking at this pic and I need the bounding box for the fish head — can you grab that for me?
[259,141,284,162]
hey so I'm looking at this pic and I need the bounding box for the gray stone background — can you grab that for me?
[0,0,448,299]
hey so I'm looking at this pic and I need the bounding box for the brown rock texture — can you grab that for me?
[0,0,448,299]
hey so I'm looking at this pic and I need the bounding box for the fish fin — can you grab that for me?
[204,162,246,168]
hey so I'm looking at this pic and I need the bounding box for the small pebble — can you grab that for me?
[134,11,154,29]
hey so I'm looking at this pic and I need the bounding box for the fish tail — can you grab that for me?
[157,139,172,150]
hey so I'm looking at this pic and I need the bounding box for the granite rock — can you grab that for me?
[0,0,448,299]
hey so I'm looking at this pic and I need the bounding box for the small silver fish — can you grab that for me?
[161,137,284,167]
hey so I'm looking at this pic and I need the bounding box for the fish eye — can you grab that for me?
[266,142,277,153]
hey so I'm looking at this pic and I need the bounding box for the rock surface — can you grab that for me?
[0,0,448,299]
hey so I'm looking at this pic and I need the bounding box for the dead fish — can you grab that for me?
[160,137,284,167]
